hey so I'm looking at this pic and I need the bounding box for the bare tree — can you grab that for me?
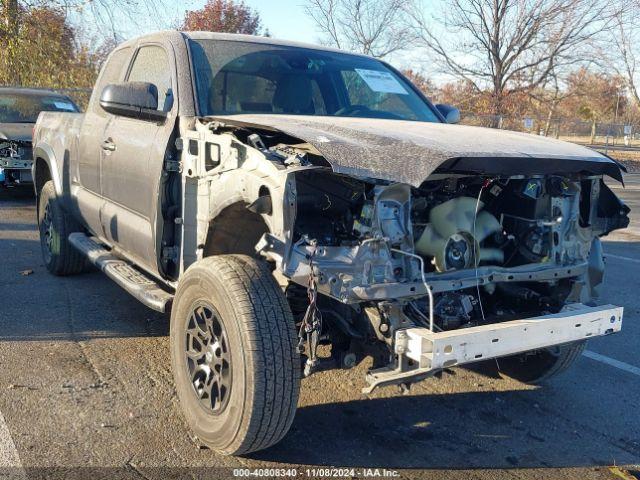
[528,70,574,137]
[608,2,640,108]
[411,0,615,118]
[304,0,415,58]
[2,0,171,43]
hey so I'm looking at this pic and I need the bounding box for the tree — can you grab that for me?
[401,69,437,98]
[527,70,576,136]
[564,68,627,142]
[304,0,415,58]
[411,0,615,120]
[2,0,170,42]
[0,6,102,89]
[608,2,640,109]
[182,0,263,35]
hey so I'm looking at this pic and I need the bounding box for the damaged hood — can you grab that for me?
[212,115,624,185]
[0,123,33,143]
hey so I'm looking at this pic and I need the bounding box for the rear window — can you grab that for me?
[0,93,79,123]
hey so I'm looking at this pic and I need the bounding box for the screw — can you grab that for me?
[343,353,357,369]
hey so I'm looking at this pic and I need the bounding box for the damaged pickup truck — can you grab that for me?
[0,87,78,188]
[33,31,630,455]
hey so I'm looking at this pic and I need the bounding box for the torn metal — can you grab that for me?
[176,116,629,392]
[209,114,625,185]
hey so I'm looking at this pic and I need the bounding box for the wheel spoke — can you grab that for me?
[186,346,206,362]
[184,303,231,413]
[187,331,206,351]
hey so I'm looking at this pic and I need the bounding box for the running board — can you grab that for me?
[68,233,173,313]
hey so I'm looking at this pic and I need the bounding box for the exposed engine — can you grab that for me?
[182,121,629,393]
[287,171,628,335]
[0,139,33,186]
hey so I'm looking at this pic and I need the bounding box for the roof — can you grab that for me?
[116,30,372,59]
[182,31,372,58]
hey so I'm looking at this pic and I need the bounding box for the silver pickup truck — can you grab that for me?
[33,31,630,455]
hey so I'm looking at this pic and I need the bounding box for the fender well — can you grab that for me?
[34,158,52,195]
[203,201,270,257]
[32,145,62,197]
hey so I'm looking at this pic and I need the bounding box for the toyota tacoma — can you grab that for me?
[32,31,630,455]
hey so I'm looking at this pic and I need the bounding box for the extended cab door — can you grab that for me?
[100,43,176,274]
[74,46,132,235]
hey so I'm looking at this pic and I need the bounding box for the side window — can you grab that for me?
[127,46,173,112]
[91,47,131,116]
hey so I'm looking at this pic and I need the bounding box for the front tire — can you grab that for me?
[498,341,586,384]
[38,180,88,276]
[170,255,300,455]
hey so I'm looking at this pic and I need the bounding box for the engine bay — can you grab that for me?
[176,119,630,390]
[286,169,628,333]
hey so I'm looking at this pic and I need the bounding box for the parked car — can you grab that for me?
[0,87,79,188]
[32,31,629,455]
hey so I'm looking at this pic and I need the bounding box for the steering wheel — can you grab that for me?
[335,105,373,117]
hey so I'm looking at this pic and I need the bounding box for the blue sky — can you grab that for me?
[72,0,426,74]
[110,0,321,45]
[241,0,319,44]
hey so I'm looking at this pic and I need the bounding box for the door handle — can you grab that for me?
[102,139,116,152]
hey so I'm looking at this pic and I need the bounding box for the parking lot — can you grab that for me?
[0,177,639,480]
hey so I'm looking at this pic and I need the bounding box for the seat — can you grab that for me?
[273,75,315,115]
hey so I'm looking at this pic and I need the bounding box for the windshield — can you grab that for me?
[189,40,440,122]
[0,93,78,123]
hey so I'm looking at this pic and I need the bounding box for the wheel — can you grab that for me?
[38,180,88,276]
[498,340,586,384]
[170,255,300,455]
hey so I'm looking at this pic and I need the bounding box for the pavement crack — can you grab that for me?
[125,458,154,480]
[513,390,640,459]
[62,283,107,386]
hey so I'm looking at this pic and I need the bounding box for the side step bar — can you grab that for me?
[68,233,173,313]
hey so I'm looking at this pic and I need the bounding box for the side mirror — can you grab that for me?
[435,104,461,124]
[100,82,166,121]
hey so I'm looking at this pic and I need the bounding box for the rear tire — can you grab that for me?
[38,181,88,276]
[498,341,586,384]
[170,255,300,455]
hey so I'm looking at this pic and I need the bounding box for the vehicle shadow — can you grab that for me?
[0,238,169,342]
[254,379,639,469]
[0,185,34,201]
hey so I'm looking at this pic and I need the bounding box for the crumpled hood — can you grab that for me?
[0,123,33,143]
[212,114,624,185]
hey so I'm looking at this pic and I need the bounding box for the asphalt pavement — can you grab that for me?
[0,178,639,480]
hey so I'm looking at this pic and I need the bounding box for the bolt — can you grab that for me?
[343,353,357,369]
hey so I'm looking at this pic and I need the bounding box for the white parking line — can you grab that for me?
[583,350,640,377]
[605,253,640,264]
[0,409,26,479]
